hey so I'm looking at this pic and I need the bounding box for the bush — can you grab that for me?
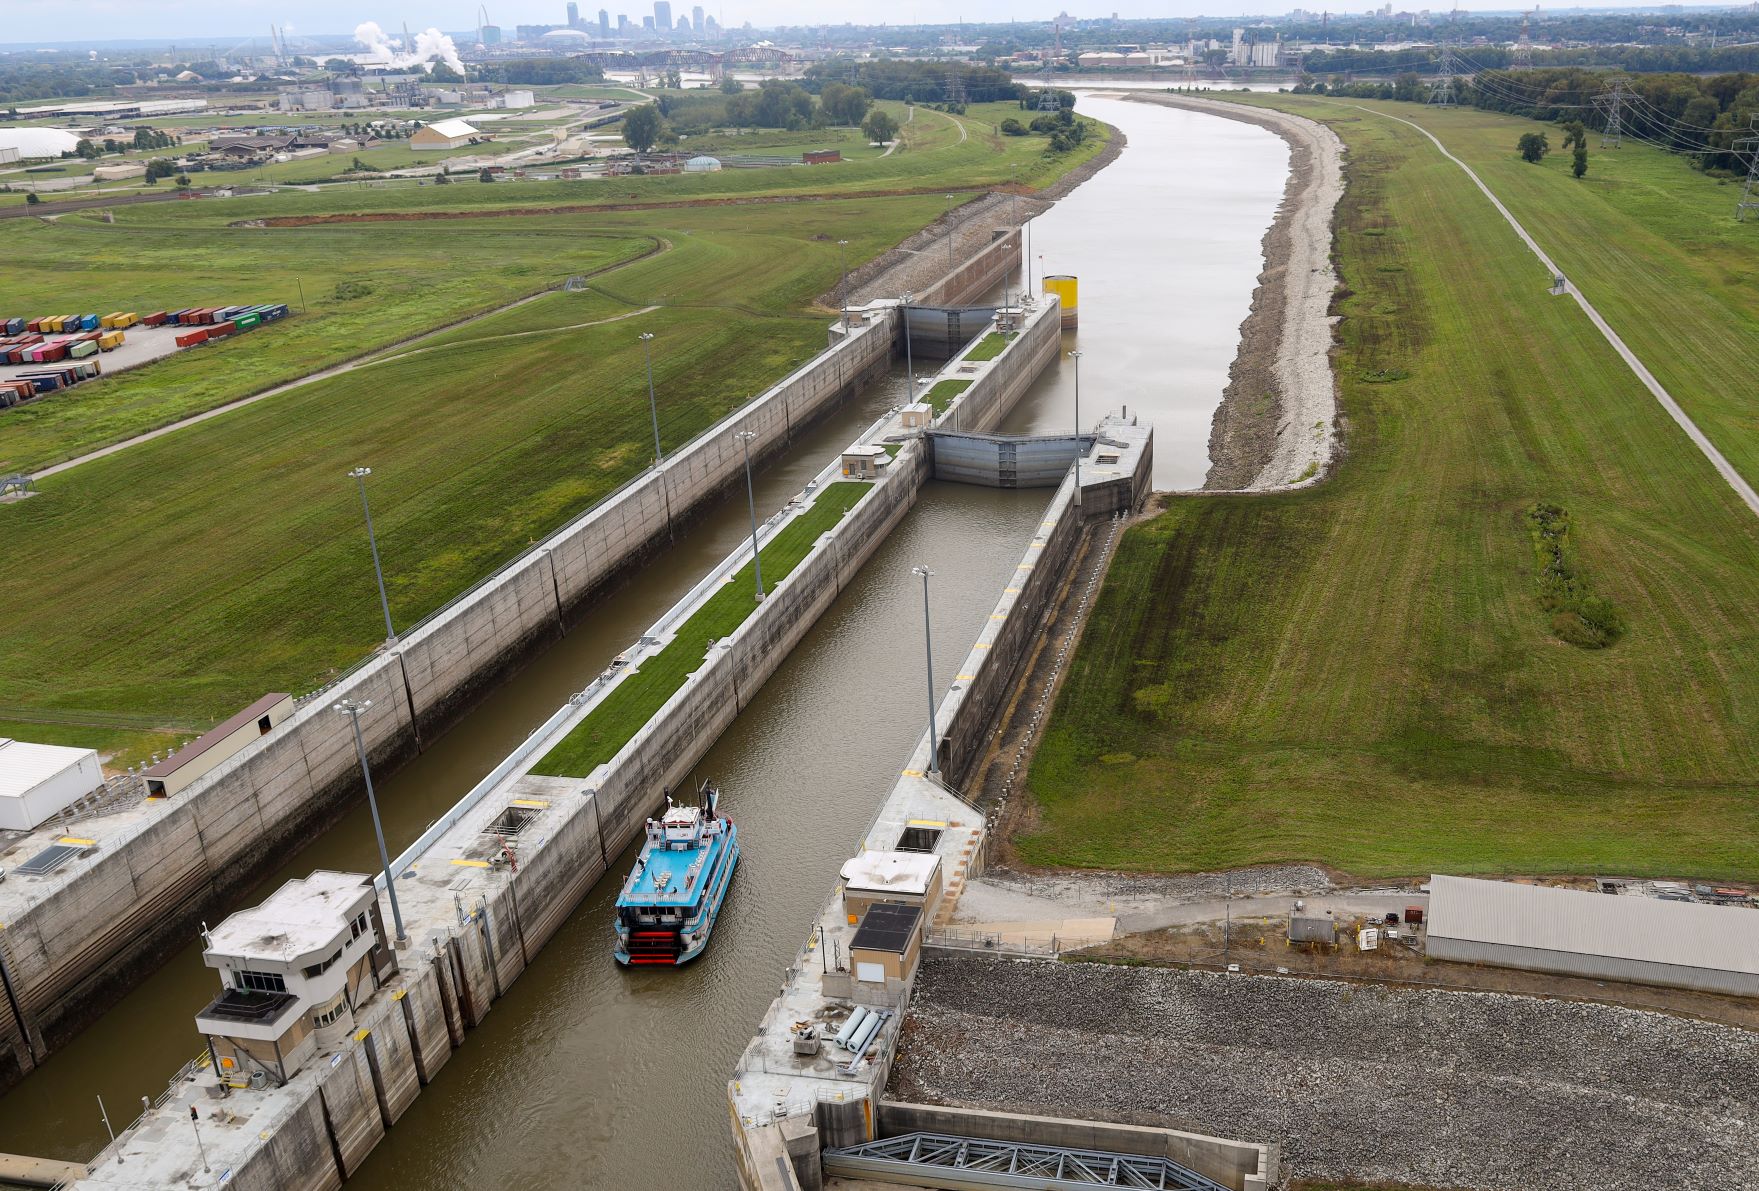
[25,191,40,205]
[999,117,1027,136]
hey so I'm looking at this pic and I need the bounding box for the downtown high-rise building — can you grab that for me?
[653,1,672,35]
[691,5,704,33]
[567,1,580,26]
[599,7,611,34]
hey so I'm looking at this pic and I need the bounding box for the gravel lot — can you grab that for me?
[891,954,1759,1190]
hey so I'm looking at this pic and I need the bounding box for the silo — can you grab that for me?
[1042,274,1078,328]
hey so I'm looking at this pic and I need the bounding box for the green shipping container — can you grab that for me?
[235,314,261,329]
[68,340,98,359]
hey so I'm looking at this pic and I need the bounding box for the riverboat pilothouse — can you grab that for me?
[614,782,739,965]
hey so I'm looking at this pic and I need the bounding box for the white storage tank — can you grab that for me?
[684,155,722,172]
[0,738,103,830]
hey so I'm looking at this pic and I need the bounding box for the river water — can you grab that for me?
[0,96,1286,1187]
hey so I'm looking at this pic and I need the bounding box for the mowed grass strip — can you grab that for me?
[1019,104,1759,881]
[924,378,972,415]
[964,331,1017,362]
[531,481,870,777]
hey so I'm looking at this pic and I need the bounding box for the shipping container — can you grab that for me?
[174,330,209,348]
[98,331,124,350]
[100,314,117,329]
[68,341,98,359]
[4,318,23,335]
[235,315,260,330]
[143,311,167,326]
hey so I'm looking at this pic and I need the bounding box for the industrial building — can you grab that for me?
[0,739,103,831]
[410,118,482,149]
[0,128,81,162]
[1425,874,1759,996]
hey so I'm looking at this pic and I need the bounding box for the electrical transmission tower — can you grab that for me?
[945,66,966,107]
[1594,79,1626,148]
[1513,9,1533,69]
[1737,116,1759,223]
[1038,17,1063,112]
[1428,42,1456,106]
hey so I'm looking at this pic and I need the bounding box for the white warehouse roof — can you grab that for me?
[0,128,81,160]
[420,118,480,139]
[0,738,97,799]
[1427,874,1759,977]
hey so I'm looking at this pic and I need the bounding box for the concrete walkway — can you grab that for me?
[1357,105,1759,520]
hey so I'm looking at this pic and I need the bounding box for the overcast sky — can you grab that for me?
[6,0,1401,47]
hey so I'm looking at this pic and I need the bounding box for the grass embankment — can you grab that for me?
[1019,99,1759,880]
[0,196,943,759]
[1243,96,1759,488]
[0,219,650,472]
[531,481,869,777]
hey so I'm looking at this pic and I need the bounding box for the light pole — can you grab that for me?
[1068,349,1083,504]
[944,193,955,268]
[348,467,396,645]
[911,565,939,774]
[639,332,663,465]
[188,1106,209,1173]
[900,291,915,391]
[837,239,851,332]
[734,430,764,601]
[334,699,408,946]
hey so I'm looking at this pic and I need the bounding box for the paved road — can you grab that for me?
[1357,105,1759,519]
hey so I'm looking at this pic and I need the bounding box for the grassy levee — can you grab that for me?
[0,220,652,472]
[531,481,870,777]
[1019,100,1759,881]
[0,197,943,762]
[0,102,1106,471]
[1251,96,1759,488]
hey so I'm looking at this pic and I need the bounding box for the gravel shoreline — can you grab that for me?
[893,955,1759,1191]
[1126,95,1344,492]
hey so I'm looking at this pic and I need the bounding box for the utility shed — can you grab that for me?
[1426,874,1759,997]
[142,693,293,799]
[0,739,103,830]
[840,850,942,924]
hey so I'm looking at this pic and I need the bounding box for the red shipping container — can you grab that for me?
[174,330,209,347]
[144,311,168,326]
[210,321,236,336]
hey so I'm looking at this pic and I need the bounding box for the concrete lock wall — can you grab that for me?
[0,316,894,1084]
[875,1102,1276,1191]
[226,1094,345,1191]
[950,298,1062,436]
[928,431,1093,488]
[914,228,1022,309]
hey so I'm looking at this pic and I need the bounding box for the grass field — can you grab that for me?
[1257,98,1759,491]
[1018,96,1759,881]
[1,101,1107,474]
[0,195,942,761]
[531,481,870,777]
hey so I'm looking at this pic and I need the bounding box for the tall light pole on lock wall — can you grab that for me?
[837,239,851,332]
[900,291,915,393]
[945,193,956,268]
[333,698,408,947]
[912,565,940,775]
[734,430,765,602]
[639,332,663,465]
[348,467,396,645]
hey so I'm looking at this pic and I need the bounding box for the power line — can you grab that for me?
[1428,41,1457,107]
[1594,77,1626,147]
[1737,116,1759,222]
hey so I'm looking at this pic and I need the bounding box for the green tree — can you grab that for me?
[25,191,39,205]
[861,109,899,143]
[623,103,663,154]
[175,173,191,188]
[999,117,1026,136]
[1517,131,1550,162]
[1572,143,1589,178]
[1560,120,1588,152]
[478,167,494,182]
[720,74,742,94]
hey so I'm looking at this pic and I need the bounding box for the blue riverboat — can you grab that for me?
[614,783,739,966]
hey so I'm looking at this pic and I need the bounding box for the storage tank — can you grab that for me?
[1042,274,1078,328]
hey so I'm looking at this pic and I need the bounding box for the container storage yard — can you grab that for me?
[0,303,289,408]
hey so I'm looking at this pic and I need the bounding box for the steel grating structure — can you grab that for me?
[822,1132,1234,1191]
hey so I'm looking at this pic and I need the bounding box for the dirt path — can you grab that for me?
[30,240,666,482]
[1355,104,1759,519]
[1127,94,1344,492]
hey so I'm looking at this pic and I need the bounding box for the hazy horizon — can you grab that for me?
[0,0,1737,50]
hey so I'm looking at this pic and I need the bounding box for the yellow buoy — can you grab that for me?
[1042,274,1078,329]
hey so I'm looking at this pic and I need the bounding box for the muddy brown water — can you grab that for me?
[0,98,1286,1187]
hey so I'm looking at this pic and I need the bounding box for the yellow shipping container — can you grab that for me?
[100,314,117,328]
[121,312,138,328]
[99,331,125,350]
[43,316,63,333]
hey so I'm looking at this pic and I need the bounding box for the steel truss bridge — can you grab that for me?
[822,1132,1234,1191]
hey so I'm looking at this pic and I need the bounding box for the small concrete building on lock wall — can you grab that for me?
[194,871,396,1088]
